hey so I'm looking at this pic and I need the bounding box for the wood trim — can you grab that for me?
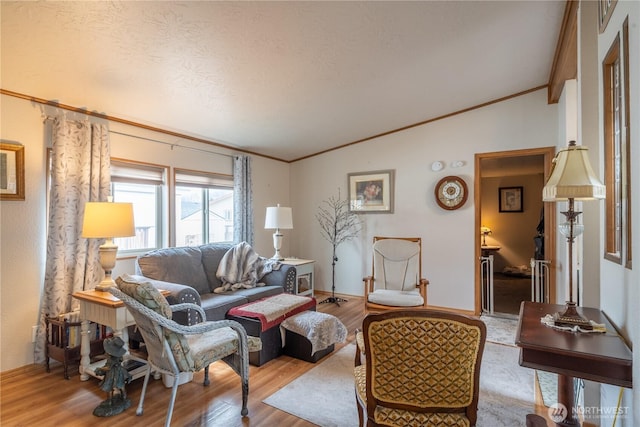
[3,85,549,165]
[291,85,548,162]
[623,18,632,269]
[603,34,622,264]
[474,147,557,315]
[598,0,618,33]
[547,0,578,104]
[0,88,287,163]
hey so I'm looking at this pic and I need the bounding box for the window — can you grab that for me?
[603,31,631,268]
[174,169,234,246]
[111,159,167,254]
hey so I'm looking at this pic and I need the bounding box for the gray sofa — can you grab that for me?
[128,243,297,325]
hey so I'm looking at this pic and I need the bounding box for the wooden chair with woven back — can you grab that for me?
[363,236,429,311]
[354,309,487,427]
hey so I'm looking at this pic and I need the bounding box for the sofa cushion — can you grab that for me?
[199,293,248,321]
[200,243,234,291]
[234,285,284,302]
[137,246,210,295]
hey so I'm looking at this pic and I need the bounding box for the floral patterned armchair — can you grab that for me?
[110,274,251,427]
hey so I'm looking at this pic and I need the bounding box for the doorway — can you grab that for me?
[474,147,556,317]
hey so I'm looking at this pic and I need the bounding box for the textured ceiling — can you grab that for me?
[1,1,565,162]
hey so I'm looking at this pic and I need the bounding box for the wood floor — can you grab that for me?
[0,292,365,427]
[1,292,556,427]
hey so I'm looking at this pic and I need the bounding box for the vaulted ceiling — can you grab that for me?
[1,1,566,162]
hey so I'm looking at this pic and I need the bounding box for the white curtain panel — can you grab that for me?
[233,155,253,245]
[35,117,111,363]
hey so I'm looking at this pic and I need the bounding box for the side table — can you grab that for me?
[515,301,632,426]
[281,258,315,297]
[72,289,149,381]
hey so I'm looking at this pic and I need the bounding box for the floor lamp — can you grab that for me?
[542,141,605,328]
[82,201,135,291]
[265,204,293,260]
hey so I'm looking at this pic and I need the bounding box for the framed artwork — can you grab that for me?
[0,143,25,201]
[348,169,394,213]
[499,186,523,213]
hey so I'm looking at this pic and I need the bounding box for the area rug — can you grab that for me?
[481,314,518,347]
[264,341,534,426]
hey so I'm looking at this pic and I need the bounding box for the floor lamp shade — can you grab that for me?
[542,144,605,201]
[265,204,293,260]
[82,202,135,291]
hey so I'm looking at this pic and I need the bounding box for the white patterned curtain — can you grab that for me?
[233,155,253,245]
[34,117,111,363]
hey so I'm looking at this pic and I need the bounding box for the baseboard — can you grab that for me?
[426,304,476,317]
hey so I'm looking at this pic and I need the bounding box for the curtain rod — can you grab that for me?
[42,115,234,159]
[108,130,234,159]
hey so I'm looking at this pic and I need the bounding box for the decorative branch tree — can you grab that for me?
[315,190,361,306]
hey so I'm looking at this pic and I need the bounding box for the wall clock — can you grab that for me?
[434,176,468,210]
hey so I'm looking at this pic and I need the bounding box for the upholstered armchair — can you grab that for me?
[354,309,487,427]
[363,237,429,311]
[110,275,251,427]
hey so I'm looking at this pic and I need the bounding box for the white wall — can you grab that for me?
[594,0,640,424]
[290,88,558,311]
[0,94,290,371]
[0,95,49,372]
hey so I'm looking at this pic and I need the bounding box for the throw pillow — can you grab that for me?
[116,274,172,319]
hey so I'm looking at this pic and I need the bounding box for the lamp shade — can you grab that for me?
[264,205,293,229]
[82,202,135,238]
[542,143,605,201]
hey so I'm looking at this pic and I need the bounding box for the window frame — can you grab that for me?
[603,34,622,263]
[174,168,234,246]
[110,158,168,256]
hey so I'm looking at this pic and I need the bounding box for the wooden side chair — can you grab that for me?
[354,309,487,426]
[110,275,250,427]
[363,237,429,311]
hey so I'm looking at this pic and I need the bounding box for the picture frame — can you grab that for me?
[499,186,523,213]
[0,143,25,201]
[348,169,394,213]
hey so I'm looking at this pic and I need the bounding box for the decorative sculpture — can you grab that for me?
[315,190,361,306]
[92,336,132,417]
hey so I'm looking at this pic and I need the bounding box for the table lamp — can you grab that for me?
[542,141,605,328]
[265,204,293,260]
[82,201,135,291]
[480,226,492,247]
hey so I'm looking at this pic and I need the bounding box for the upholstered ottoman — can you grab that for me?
[281,311,347,363]
[226,293,316,366]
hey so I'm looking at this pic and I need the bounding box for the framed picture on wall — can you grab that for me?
[499,186,523,213]
[348,169,394,213]
[0,143,25,201]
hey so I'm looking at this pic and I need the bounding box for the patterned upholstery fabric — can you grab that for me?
[369,317,480,407]
[116,274,172,318]
[117,274,210,372]
[186,326,238,371]
[354,310,486,427]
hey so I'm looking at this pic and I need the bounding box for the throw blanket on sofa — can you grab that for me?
[215,242,279,293]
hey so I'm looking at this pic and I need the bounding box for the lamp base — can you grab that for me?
[554,301,593,330]
[95,279,115,292]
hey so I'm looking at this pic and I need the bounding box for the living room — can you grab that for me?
[1,1,639,426]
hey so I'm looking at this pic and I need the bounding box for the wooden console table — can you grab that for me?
[515,301,632,426]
